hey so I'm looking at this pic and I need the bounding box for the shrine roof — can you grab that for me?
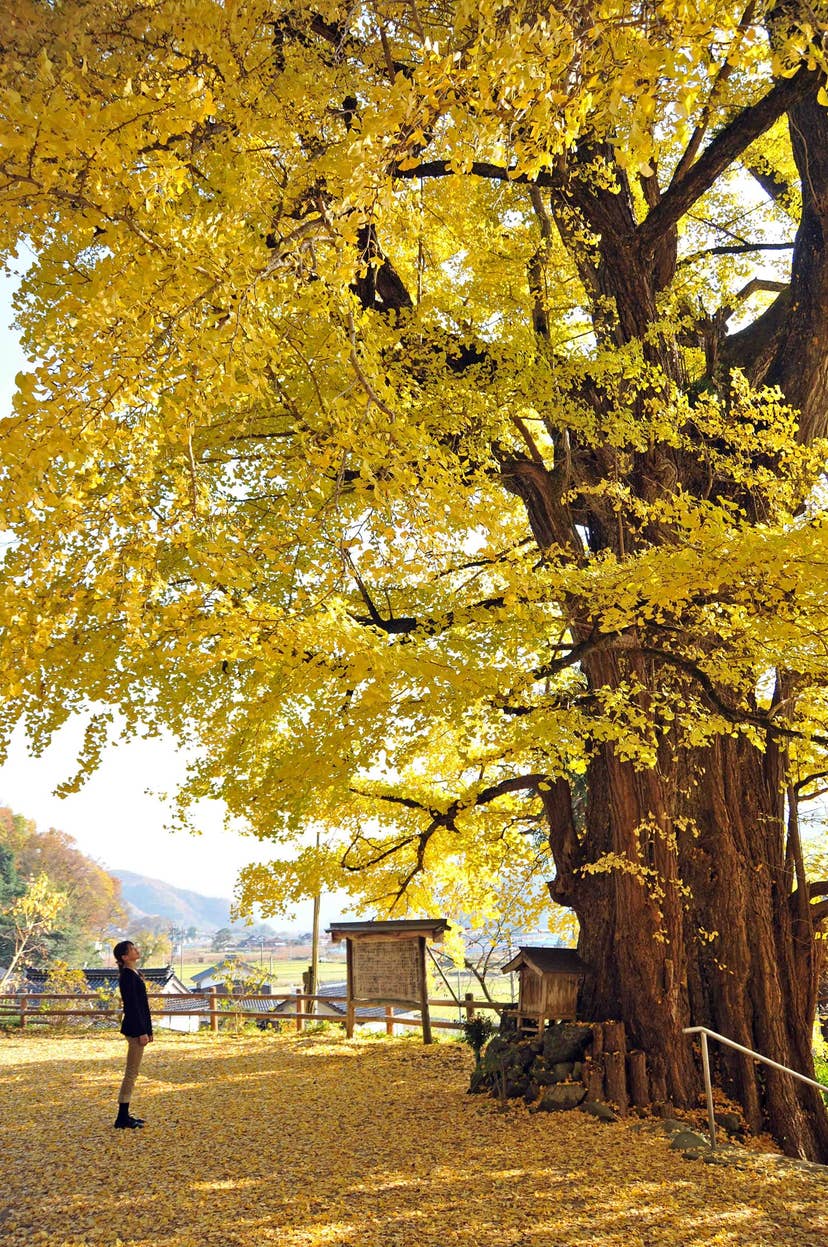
[327,919,450,943]
[500,947,589,976]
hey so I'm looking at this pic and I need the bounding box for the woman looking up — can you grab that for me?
[112,940,152,1129]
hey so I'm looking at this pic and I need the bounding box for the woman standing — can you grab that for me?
[113,940,152,1129]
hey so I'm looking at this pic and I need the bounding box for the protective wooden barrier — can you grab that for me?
[0,990,504,1034]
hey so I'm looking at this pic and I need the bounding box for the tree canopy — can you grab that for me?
[3,0,828,1154]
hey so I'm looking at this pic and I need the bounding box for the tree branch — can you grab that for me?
[638,644,828,748]
[639,67,816,255]
[679,241,794,265]
[670,0,759,186]
[793,771,828,796]
[344,773,547,902]
[392,159,559,188]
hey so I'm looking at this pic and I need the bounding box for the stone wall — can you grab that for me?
[469,1019,659,1120]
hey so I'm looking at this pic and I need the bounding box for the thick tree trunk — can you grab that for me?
[548,701,828,1159]
[517,66,828,1161]
[677,734,828,1159]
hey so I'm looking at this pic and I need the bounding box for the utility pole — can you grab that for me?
[308,826,322,1016]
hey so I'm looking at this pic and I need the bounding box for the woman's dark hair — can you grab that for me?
[113,940,134,967]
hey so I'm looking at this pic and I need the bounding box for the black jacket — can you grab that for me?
[119,967,153,1039]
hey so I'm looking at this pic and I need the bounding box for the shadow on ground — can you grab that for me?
[0,1030,825,1247]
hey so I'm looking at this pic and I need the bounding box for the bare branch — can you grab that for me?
[679,241,794,265]
[639,68,816,255]
[810,898,828,924]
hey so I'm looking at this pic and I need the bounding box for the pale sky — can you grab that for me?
[0,719,352,929]
[0,269,351,929]
[0,720,267,899]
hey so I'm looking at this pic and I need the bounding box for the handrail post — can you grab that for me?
[700,1031,717,1149]
[209,987,218,1033]
[20,993,27,1032]
[685,1024,828,1149]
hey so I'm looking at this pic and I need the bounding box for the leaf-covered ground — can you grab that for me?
[0,1030,825,1247]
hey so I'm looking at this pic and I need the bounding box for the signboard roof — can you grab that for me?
[327,918,450,943]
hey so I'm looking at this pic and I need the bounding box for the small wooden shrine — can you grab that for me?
[501,946,589,1032]
[328,918,450,1044]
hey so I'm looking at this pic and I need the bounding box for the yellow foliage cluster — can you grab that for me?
[2,0,828,940]
[0,1031,825,1247]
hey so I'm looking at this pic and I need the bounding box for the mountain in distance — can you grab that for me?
[113,869,245,933]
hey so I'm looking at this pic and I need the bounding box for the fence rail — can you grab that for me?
[683,1025,828,1149]
[0,989,507,1038]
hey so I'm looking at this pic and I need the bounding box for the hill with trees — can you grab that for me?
[0,807,127,974]
[113,869,237,933]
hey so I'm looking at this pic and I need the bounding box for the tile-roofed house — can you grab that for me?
[24,966,200,1032]
[264,982,417,1031]
[190,958,267,991]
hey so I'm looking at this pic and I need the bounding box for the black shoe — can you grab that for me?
[114,1117,144,1129]
[129,1116,146,1125]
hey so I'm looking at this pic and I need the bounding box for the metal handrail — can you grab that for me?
[684,1024,828,1149]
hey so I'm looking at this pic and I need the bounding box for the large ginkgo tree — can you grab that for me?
[3,0,828,1156]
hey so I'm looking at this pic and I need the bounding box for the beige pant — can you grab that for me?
[118,1037,145,1104]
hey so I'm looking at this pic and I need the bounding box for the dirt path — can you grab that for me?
[0,1031,825,1247]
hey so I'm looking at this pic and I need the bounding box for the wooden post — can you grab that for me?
[209,987,218,1033]
[585,1058,605,1101]
[418,937,433,1045]
[604,1050,628,1116]
[464,992,475,1021]
[19,994,27,1032]
[590,1022,604,1059]
[601,1020,626,1052]
[345,939,355,1038]
[627,1050,649,1108]
[385,1005,394,1036]
[295,987,303,1032]
[309,831,321,1018]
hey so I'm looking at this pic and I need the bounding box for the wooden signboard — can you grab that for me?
[351,938,423,1004]
[328,919,450,1045]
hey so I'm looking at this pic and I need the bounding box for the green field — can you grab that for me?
[173,956,348,988]
[170,954,517,1021]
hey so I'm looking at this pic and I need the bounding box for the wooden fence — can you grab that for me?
[0,989,506,1038]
